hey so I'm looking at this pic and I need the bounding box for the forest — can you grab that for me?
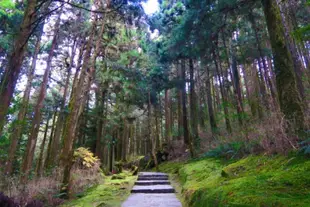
[0,0,310,206]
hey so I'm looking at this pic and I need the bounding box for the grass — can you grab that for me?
[158,154,310,207]
[61,171,136,207]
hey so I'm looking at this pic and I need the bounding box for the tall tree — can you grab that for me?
[261,0,305,132]
[0,0,39,135]
[4,26,43,175]
[21,9,62,182]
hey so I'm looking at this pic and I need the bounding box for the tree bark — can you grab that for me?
[231,46,244,127]
[261,0,305,132]
[4,28,43,175]
[164,89,172,143]
[249,11,278,109]
[277,0,306,100]
[206,67,218,134]
[148,92,158,171]
[213,49,232,134]
[60,19,97,198]
[44,109,58,170]
[21,11,61,183]
[48,39,77,168]
[180,60,190,145]
[122,120,128,161]
[95,90,106,159]
[35,113,51,177]
[0,0,38,135]
[177,62,183,138]
[189,59,198,155]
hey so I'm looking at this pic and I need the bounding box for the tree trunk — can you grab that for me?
[196,66,206,129]
[109,132,114,172]
[122,120,128,161]
[164,89,172,143]
[177,62,183,138]
[35,113,51,177]
[0,0,38,135]
[231,47,244,127]
[4,28,43,175]
[180,60,190,146]
[60,19,97,198]
[213,49,232,133]
[261,0,305,132]
[222,32,244,127]
[44,109,58,170]
[189,59,198,155]
[155,103,160,149]
[48,40,77,168]
[206,67,218,134]
[277,0,306,100]
[95,90,106,159]
[249,11,278,109]
[148,92,158,171]
[21,11,61,183]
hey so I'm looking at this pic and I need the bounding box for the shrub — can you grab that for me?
[298,130,310,155]
[73,147,100,169]
[203,141,246,159]
[2,148,103,206]
[71,147,103,195]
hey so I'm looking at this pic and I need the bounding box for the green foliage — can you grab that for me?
[0,0,23,54]
[203,142,245,159]
[298,130,310,155]
[0,132,10,160]
[293,25,310,42]
[0,0,14,9]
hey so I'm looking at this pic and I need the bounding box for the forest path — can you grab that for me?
[122,172,182,207]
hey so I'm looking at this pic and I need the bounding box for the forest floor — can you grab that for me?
[61,171,136,207]
[158,154,310,207]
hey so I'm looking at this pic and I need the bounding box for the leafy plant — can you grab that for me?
[203,142,245,159]
[298,130,310,155]
[73,148,100,168]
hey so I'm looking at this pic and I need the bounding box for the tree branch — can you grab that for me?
[55,0,125,14]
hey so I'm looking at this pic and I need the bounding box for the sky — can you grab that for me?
[142,0,159,15]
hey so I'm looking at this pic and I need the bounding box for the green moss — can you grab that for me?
[61,171,136,207]
[159,155,310,207]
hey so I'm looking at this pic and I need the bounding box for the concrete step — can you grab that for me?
[138,172,168,176]
[131,185,175,194]
[137,177,168,181]
[122,193,182,207]
[135,180,171,185]
[138,175,168,179]
[123,172,182,206]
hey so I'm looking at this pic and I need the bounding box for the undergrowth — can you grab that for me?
[61,171,136,207]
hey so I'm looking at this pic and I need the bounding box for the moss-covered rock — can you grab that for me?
[111,174,125,180]
[159,155,310,206]
[131,165,138,175]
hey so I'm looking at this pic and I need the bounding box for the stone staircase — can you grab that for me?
[122,172,182,207]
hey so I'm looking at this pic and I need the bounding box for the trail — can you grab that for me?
[122,172,182,207]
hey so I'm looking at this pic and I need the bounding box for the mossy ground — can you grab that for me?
[158,155,310,207]
[61,171,136,207]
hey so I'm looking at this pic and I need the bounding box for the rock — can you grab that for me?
[132,166,139,176]
[221,170,229,178]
